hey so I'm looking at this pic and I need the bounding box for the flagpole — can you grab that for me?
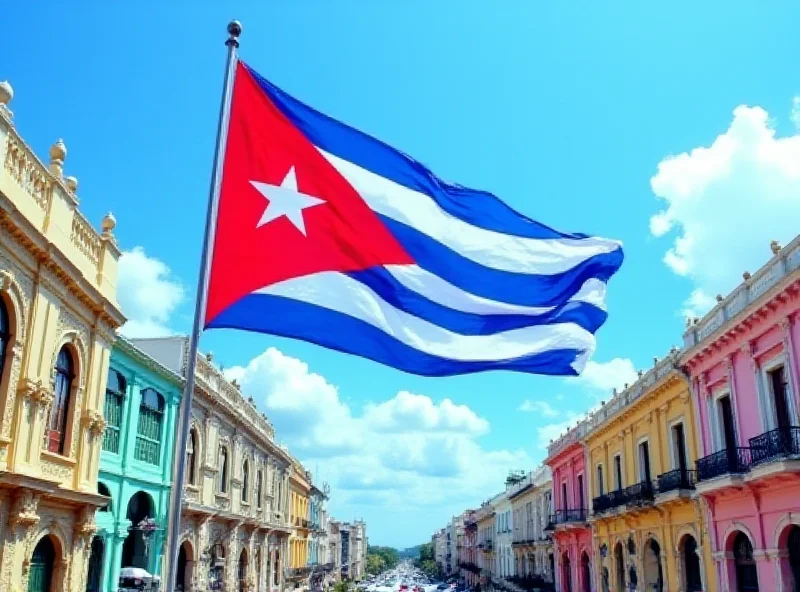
[164,19,241,592]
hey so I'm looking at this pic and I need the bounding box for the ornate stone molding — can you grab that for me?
[8,490,41,528]
[17,379,54,408]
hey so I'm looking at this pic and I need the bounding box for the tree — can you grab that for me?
[413,543,440,578]
[366,546,400,573]
[367,553,387,575]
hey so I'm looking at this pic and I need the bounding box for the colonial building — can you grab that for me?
[494,490,513,582]
[684,237,800,592]
[585,350,715,592]
[432,528,446,575]
[475,500,496,589]
[0,81,125,591]
[460,510,480,587]
[509,466,554,588]
[92,337,183,591]
[131,336,294,592]
[287,460,311,590]
[545,420,594,592]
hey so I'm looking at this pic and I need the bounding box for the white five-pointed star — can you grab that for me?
[249,166,325,236]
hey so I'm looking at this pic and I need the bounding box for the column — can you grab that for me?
[106,529,129,592]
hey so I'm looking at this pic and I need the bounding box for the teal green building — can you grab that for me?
[89,337,183,592]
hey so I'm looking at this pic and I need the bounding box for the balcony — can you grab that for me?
[624,480,655,506]
[551,508,587,526]
[696,447,752,481]
[750,427,800,466]
[656,469,696,495]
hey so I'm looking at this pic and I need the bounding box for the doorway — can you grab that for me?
[28,536,56,592]
[614,543,625,592]
[643,539,663,592]
[733,533,759,592]
[581,552,591,592]
[86,536,104,592]
[787,526,800,592]
[121,491,154,570]
[682,535,702,592]
[562,553,572,592]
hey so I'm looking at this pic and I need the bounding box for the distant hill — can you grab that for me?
[398,545,423,559]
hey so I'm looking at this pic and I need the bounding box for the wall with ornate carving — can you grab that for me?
[0,82,124,592]
[131,336,294,592]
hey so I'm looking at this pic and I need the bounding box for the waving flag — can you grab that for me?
[204,61,624,377]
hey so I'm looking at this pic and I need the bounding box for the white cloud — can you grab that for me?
[225,347,530,510]
[117,247,184,338]
[574,358,638,394]
[680,288,718,319]
[363,391,489,435]
[518,399,560,418]
[649,101,800,310]
[536,413,582,450]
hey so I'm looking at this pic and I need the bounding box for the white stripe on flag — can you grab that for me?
[385,265,608,315]
[319,149,622,276]
[256,271,596,367]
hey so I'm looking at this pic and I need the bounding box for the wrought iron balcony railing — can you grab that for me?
[656,469,696,493]
[696,447,752,481]
[592,489,628,514]
[624,480,655,505]
[551,508,587,525]
[749,427,800,466]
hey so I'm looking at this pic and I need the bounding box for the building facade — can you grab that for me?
[0,82,125,592]
[509,466,554,587]
[287,462,311,590]
[461,511,480,587]
[685,237,800,592]
[476,500,496,589]
[585,351,715,592]
[546,421,594,592]
[433,528,446,575]
[132,336,294,592]
[92,338,183,591]
[494,492,513,581]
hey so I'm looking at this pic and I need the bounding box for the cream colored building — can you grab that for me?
[509,466,554,584]
[0,81,125,591]
[132,336,294,592]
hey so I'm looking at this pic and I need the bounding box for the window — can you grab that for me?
[614,454,623,490]
[596,465,605,495]
[561,482,568,509]
[48,347,74,454]
[242,459,250,502]
[638,441,651,482]
[256,470,263,509]
[187,428,197,485]
[219,445,229,493]
[103,369,126,453]
[0,298,10,385]
[577,474,585,509]
[134,388,164,464]
[717,395,737,451]
[671,423,687,471]
[768,365,792,431]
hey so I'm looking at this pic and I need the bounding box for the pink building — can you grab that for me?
[684,238,800,592]
[545,420,594,592]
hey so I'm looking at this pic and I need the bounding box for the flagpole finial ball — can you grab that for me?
[228,20,242,38]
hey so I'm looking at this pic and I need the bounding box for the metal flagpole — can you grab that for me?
[164,19,241,592]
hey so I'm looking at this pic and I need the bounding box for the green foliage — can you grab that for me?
[413,543,439,578]
[333,580,352,592]
[366,546,400,575]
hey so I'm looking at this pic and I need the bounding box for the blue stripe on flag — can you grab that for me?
[380,216,624,307]
[207,293,587,377]
[245,63,598,242]
[346,267,608,335]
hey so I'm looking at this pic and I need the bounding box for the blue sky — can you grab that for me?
[5,1,800,548]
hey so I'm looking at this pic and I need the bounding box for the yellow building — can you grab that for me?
[0,82,124,591]
[584,351,715,592]
[287,460,312,587]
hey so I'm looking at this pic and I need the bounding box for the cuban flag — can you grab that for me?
[205,61,624,377]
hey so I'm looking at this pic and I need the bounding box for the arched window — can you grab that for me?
[103,369,126,453]
[0,297,10,385]
[98,482,113,513]
[257,470,263,509]
[48,347,74,454]
[187,428,197,485]
[242,459,250,502]
[219,446,229,493]
[135,388,164,465]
